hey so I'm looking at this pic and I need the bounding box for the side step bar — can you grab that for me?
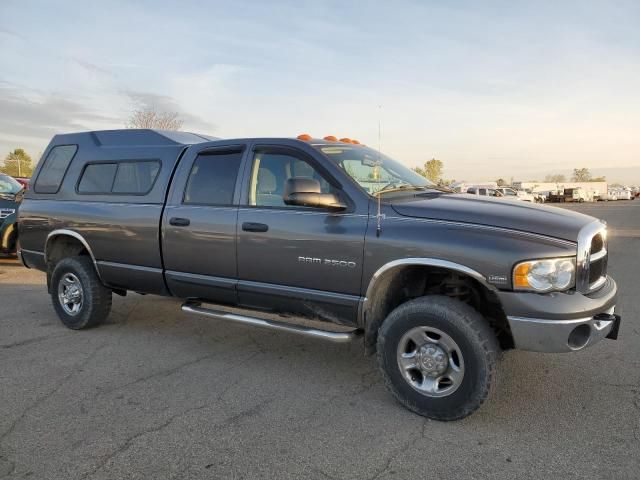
[181,302,361,343]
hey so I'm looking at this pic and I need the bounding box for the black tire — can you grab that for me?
[377,296,499,421]
[50,256,112,329]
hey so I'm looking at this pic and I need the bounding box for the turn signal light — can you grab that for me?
[513,263,531,288]
[297,133,312,141]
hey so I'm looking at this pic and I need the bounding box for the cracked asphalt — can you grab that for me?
[1,201,639,479]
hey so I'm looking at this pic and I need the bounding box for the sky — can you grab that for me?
[1,0,639,183]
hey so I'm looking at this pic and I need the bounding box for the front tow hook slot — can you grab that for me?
[598,313,622,340]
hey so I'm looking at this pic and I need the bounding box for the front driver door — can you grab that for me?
[236,145,368,325]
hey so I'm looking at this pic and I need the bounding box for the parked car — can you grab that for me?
[548,187,589,203]
[605,190,618,201]
[616,188,633,201]
[13,177,31,190]
[495,187,536,202]
[0,173,23,255]
[18,130,621,421]
[523,188,545,203]
[466,187,507,198]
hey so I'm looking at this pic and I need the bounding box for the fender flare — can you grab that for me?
[360,258,498,329]
[45,229,102,280]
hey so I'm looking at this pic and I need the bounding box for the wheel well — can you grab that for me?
[363,265,513,354]
[45,235,91,270]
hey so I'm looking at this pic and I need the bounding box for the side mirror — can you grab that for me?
[283,177,347,211]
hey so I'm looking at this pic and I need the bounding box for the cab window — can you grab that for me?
[248,151,332,208]
[183,150,243,205]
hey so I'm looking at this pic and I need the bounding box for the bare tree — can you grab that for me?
[544,174,567,183]
[572,168,592,182]
[126,108,184,130]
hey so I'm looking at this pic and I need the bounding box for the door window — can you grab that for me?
[248,151,332,207]
[183,151,243,205]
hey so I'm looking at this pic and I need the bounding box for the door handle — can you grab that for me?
[242,222,269,232]
[169,217,191,227]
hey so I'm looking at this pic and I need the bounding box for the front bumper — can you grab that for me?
[497,276,620,353]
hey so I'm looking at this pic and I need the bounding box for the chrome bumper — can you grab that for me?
[507,307,620,353]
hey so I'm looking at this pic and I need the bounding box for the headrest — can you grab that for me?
[257,169,277,193]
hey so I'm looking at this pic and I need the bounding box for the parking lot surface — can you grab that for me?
[1,201,639,479]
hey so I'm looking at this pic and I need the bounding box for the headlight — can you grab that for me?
[513,258,576,292]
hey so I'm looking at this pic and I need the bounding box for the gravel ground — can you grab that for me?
[1,201,638,479]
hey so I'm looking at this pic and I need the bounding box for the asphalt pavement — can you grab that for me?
[1,201,639,479]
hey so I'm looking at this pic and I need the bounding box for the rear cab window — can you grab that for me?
[34,145,78,193]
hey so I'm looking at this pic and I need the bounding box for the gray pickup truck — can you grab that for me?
[18,129,621,420]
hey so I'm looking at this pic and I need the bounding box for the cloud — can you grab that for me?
[71,57,113,76]
[0,82,120,153]
[0,80,217,155]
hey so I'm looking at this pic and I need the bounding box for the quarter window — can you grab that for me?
[34,145,78,193]
[183,151,243,205]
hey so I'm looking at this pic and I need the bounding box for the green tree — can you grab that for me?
[496,178,507,186]
[572,168,591,182]
[544,174,566,183]
[591,176,606,182]
[413,158,444,183]
[2,148,33,177]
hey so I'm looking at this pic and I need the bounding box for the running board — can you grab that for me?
[181,302,361,343]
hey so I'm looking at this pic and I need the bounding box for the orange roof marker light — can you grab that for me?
[323,135,338,142]
[351,139,361,145]
[297,133,312,141]
[339,137,352,143]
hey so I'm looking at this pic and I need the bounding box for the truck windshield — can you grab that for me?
[0,174,23,195]
[313,144,442,196]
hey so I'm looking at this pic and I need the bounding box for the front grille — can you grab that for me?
[587,231,607,290]
[0,208,15,219]
[577,222,608,293]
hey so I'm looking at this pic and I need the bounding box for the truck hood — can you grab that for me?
[389,194,596,242]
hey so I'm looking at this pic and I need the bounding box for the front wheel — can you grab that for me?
[50,256,112,329]
[377,296,499,421]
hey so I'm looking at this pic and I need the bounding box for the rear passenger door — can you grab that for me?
[162,143,247,305]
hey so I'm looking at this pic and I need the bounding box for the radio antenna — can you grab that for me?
[376,104,384,237]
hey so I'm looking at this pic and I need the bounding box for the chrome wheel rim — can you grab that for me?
[57,273,84,316]
[397,326,465,397]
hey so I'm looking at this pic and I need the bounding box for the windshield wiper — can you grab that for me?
[375,185,429,195]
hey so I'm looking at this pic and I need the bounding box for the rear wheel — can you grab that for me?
[50,256,112,329]
[377,296,499,421]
